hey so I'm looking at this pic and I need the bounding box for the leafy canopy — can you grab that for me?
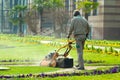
[76,0,99,13]
[32,0,64,12]
[8,5,27,25]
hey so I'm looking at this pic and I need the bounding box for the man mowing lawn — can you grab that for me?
[67,10,90,70]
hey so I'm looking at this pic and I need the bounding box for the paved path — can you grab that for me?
[46,66,113,74]
[0,67,10,70]
[0,65,114,75]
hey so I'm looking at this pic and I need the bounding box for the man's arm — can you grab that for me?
[86,23,91,38]
[67,19,74,38]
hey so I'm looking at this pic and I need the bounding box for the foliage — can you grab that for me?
[76,0,99,13]
[8,5,27,36]
[32,0,64,11]
[86,40,120,48]
[29,0,64,34]
[42,72,120,80]
[25,10,40,35]
[0,66,120,79]
[54,9,70,37]
[8,5,27,25]
[76,0,99,20]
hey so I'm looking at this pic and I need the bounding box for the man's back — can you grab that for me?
[70,16,89,36]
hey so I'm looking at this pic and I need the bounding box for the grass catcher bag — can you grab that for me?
[56,58,73,68]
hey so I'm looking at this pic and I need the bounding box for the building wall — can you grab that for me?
[88,0,104,39]
[103,0,120,40]
[88,0,120,40]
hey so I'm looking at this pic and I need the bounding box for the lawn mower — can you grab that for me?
[40,39,74,68]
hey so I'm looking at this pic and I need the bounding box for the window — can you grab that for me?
[65,0,69,10]
[73,0,76,10]
[93,0,98,16]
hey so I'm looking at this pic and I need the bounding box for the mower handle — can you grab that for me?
[55,39,75,57]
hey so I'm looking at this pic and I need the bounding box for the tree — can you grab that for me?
[25,9,40,35]
[8,5,27,36]
[49,0,64,33]
[76,0,99,20]
[32,0,64,33]
[54,9,70,38]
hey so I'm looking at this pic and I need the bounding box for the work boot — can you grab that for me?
[77,67,85,70]
[75,64,79,67]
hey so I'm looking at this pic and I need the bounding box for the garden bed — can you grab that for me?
[0,34,120,79]
[0,65,119,79]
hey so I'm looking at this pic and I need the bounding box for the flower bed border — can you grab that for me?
[0,66,119,79]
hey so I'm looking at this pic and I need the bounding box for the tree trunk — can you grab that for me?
[18,13,23,37]
[39,11,43,33]
[53,12,56,32]
[85,13,88,21]
[19,22,23,36]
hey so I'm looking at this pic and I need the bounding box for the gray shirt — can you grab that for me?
[68,16,90,36]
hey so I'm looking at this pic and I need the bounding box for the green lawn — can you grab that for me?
[0,66,59,75]
[0,40,56,63]
[0,36,120,79]
[1,40,120,66]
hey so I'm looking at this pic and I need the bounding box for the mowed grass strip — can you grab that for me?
[0,66,59,75]
[0,40,57,61]
[0,39,120,65]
